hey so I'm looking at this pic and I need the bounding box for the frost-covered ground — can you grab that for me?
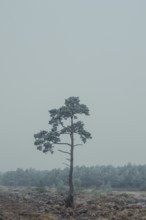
[0,187,146,220]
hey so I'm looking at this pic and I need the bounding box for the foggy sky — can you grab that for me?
[0,0,146,171]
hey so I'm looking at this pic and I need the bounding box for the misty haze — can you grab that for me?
[0,0,146,219]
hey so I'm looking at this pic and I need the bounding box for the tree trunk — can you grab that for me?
[65,117,74,208]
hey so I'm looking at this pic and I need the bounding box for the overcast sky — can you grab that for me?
[0,0,146,172]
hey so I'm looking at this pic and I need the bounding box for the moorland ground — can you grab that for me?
[0,187,146,220]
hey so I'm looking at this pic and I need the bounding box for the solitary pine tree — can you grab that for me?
[34,97,92,207]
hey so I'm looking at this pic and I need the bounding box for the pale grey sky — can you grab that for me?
[0,0,146,171]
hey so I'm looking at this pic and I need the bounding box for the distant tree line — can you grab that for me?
[1,164,146,190]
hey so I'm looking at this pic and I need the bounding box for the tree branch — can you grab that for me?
[66,158,71,161]
[74,144,83,147]
[63,162,70,167]
[58,149,71,155]
[58,131,70,135]
[55,143,71,146]
[59,119,66,129]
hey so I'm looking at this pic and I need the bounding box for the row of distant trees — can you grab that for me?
[1,164,146,190]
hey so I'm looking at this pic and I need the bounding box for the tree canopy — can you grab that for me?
[34,97,92,207]
[34,97,91,154]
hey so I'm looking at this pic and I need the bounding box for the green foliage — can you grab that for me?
[34,96,92,154]
[34,97,92,207]
[2,164,146,191]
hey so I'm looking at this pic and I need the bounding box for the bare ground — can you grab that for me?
[0,187,146,220]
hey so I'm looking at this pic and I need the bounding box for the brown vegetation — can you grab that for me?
[1,187,146,220]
